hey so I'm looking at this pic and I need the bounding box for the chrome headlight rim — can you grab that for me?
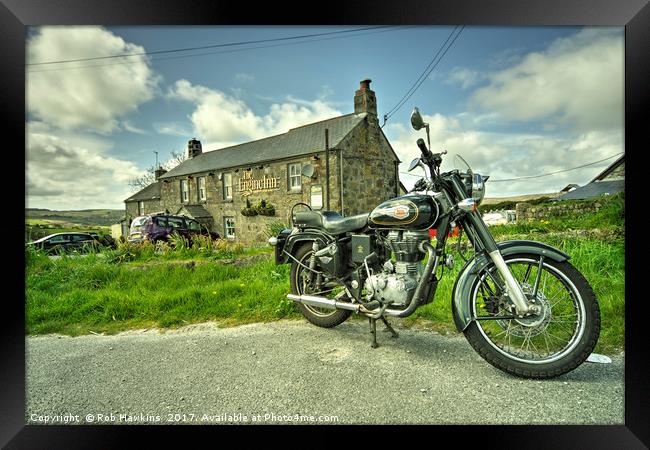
[471,173,486,205]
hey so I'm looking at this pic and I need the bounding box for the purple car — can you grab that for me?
[128,213,219,244]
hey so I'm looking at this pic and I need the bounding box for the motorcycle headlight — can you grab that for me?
[461,173,487,206]
[471,173,487,206]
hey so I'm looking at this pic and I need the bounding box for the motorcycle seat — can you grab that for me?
[294,210,369,235]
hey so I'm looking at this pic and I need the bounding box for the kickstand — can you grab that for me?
[381,317,399,338]
[369,318,379,348]
[369,316,399,348]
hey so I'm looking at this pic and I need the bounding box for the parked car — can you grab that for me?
[128,213,219,244]
[27,232,101,254]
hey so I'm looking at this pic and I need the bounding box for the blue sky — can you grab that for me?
[26,26,624,210]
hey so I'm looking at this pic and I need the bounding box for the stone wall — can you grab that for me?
[157,152,344,245]
[516,201,603,221]
[338,116,399,216]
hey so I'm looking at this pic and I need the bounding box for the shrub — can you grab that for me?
[168,232,189,251]
[241,198,258,217]
[265,220,289,238]
[254,199,276,216]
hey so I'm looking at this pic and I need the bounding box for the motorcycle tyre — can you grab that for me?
[290,243,352,328]
[463,255,600,379]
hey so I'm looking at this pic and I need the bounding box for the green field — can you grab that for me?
[25,208,122,241]
[25,194,624,354]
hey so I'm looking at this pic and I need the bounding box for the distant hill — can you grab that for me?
[482,192,561,206]
[26,208,124,227]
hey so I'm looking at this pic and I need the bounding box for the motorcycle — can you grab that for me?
[269,107,600,379]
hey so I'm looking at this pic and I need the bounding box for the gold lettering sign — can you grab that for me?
[238,171,280,197]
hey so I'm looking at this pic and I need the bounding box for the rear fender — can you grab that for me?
[452,240,570,332]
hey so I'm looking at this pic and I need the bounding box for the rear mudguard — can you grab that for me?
[451,240,570,332]
[275,228,334,264]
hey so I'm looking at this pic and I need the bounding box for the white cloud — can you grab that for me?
[26,122,143,209]
[167,79,342,149]
[446,67,485,90]
[27,26,160,133]
[153,122,192,137]
[469,28,624,131]
[385,112,623,198]
[122,120,148,135]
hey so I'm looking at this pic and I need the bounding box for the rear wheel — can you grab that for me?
[290,243,352,328]
[463,253,600,378]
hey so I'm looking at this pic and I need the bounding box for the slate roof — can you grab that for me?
[125,182,161,202]
[159,112,369,179]
[177,204,212,219]
[555,180,624,201]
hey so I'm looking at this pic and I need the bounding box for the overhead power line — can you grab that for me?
[382,25,465,127]
[399,152,623,181]
[28,26,412,74]
[488,153,623,182]
[27,26,394,66]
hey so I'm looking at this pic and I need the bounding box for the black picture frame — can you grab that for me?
[5,0,648,447]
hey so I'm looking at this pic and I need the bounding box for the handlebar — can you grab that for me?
[416,138,430,159]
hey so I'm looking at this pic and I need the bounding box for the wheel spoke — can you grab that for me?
[474,257,586,363]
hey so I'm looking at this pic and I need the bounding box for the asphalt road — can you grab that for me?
[26,320,624,425]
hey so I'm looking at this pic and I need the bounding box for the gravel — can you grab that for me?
[26,320,624,425]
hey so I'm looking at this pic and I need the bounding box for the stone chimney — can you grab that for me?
[154,167,167,180]
[188,138,202,159]
[354,78,377,116]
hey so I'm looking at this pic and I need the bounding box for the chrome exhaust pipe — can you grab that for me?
[287,294,361,312]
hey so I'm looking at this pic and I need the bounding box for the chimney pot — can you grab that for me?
[354,78,377,116]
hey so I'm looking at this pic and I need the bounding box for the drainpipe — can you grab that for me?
[339,148,344,216]
[325,129,331,211]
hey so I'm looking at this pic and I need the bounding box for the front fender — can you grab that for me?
[451,240,570,332]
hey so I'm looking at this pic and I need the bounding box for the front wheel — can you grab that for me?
[464,253,600,378]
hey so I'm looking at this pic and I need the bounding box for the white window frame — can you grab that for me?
[288,163,302,191]
[224,217,235,239]
[138,201,144,215]
[180,179,189,203]
[198,176,206,202]
[223,173,233,200]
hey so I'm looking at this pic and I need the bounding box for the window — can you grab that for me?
[180,180,189,203]
[154,216,168,227]
[188,220,201,231]
[224,217,235,239]
[198,177,206,202]
[71,234,91,242]
[168,216,185,229]
[223,173,233,200]
[138,201,144,215]
[288,163,302,190]
[48,235,69,244]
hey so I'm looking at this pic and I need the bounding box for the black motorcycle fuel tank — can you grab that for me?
[368,194,439,229]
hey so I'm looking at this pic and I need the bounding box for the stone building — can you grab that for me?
[124,168,167,219]
[555,154,625,201]
[124,79,401,245]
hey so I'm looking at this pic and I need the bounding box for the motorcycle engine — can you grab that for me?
[366,230,430,306]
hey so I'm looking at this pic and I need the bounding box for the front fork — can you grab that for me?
[463,210,535,317]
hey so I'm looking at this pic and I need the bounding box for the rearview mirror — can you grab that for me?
[410,107,426,131]
[408,158,423,172]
